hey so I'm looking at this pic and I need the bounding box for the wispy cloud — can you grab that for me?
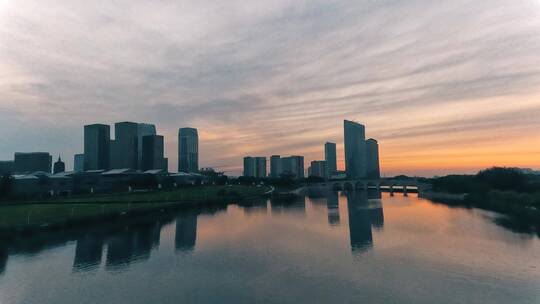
[1,0,540,175]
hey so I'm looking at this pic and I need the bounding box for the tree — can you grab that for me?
[476,167,528,192]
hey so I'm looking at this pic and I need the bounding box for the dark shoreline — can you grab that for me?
[421,190,540,236]
[0,185,271,237]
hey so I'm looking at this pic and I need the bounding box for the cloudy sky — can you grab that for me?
[1,0,540,176]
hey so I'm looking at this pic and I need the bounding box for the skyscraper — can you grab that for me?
[84,124,110,171]
[74,154,84,172]
[178,128,198,173]
[325,142,337,178]
[344,120,366,178]
[309,160,328,179]
[137,123,156,170]
[243,157,256,177]
[243,156,266,178]
[142,135,166,171]
[112,122,139,169]
[53,156,65,174]
[366,138,381,179]
[255,157,267,178]
[281,156,304,179]
[13,152,52,174]
[270,155,282,178]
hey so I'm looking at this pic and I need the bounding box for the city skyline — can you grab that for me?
[1,1,540,176]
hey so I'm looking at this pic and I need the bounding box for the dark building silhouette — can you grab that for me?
[73,233,105,272]
[175,213,198,252]
[74,154,84,172]
[270,155,282,178]
[14,152,52,174]
[137,123,157,170]
[344,120,366,178]
[111,122,139,170]
[84,124,110,171]
[53,156,65,174]
[142,135,166,171]
[325,142,337,178]
[281,155,305,179]
[178,128,199,173]
[346,191,373,252]
[0,160,14,175]
[309,160,327,179]
[243,156,266,177]
[366,138,381,179]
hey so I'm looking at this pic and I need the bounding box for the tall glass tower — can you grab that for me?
[178,128,199,173]
[344,120,366,178]
[324,142,337,178]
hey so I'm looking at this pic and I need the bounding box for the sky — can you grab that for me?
[1,0,540,177]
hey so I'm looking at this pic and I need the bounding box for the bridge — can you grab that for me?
[311,178,423,196]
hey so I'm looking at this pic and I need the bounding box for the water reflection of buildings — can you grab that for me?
[326,191,340,226]
[270,196,306,216]
[346,190,385,253]
[241,199,268,216]
[105,222,161,271]
[73,233,105,272]
[175,212,198,252]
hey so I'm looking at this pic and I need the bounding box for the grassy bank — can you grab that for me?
[0,185,270,230]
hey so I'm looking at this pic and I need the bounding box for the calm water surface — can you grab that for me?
[0,192,539,304]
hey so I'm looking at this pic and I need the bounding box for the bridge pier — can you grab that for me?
[403,185,408,196]
[389,185,394,196]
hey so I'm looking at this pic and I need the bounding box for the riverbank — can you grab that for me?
[422,190,540,235]
[0,185,271,232]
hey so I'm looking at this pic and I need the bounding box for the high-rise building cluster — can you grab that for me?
[343,120,380,179]
[0,122,199,176]
[242,120,380,180]
[81,123,201,173]
[82,122,169,172]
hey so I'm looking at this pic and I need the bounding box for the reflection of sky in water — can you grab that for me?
[0,193,539,304]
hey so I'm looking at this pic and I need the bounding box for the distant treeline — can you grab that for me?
[428,167,540,194]
[424,167,540,234]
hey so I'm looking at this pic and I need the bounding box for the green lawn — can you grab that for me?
[0,185,270,229]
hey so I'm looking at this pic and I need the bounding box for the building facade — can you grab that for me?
[325,142,337,178]
[142,135,167,171]
[255,157,267,178]
[243,156,266,178]
[281,156,304,179]
[178,128,199,173]
[137,123,156,170]
[309,160,328,179]
[270,155,282,178]
[243,157,255,177]
[344,120,366,178]
[14,152,52,174]
[74,154,84,172]
[366,138,381,179]
[112,122,139,170]
[84,124,111,171]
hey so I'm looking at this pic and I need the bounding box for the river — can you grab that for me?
[0,191,538,304]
